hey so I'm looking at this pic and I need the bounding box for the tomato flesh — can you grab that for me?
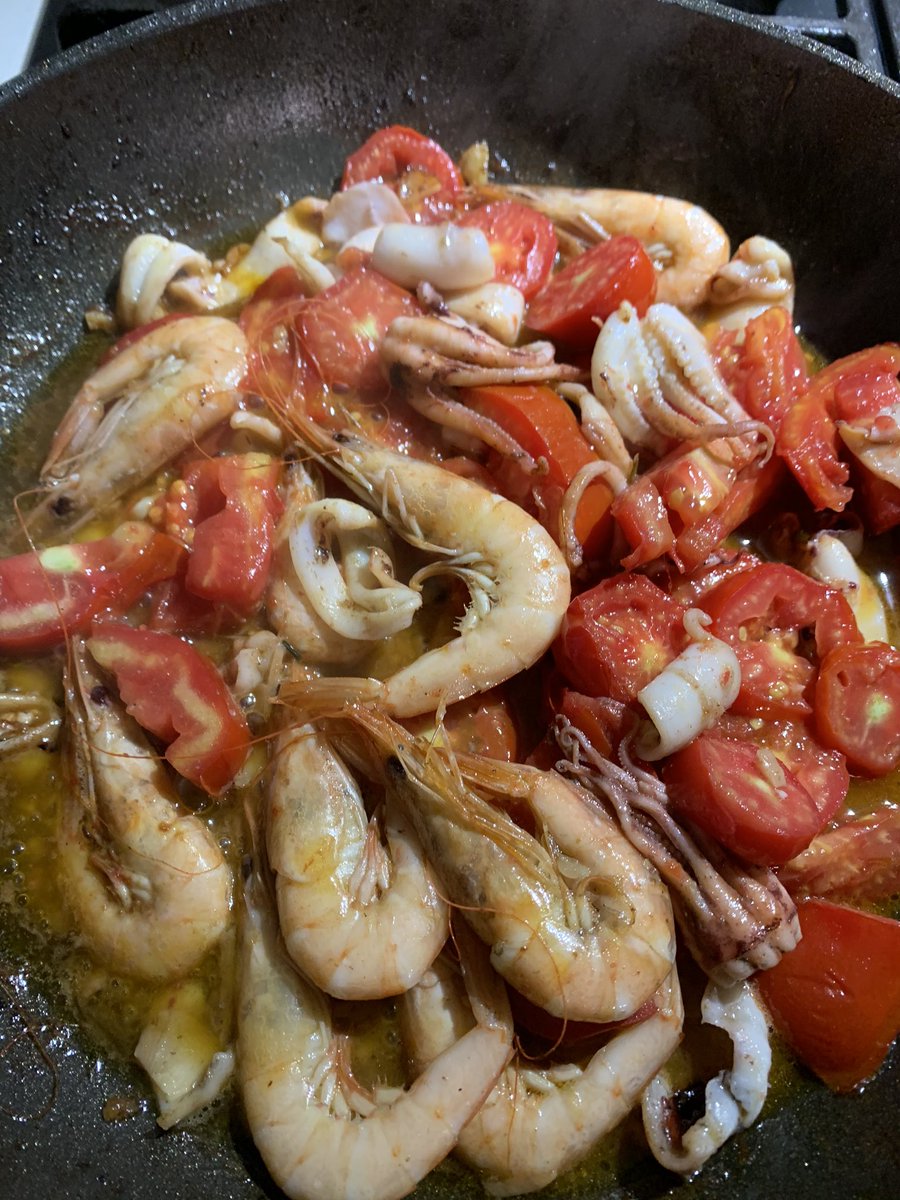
[88,623,250,795]
[553,573,687,703]
[458,201,557,298]
[714,306,808,434]
[526,236,657,348]
[756,899,900,1092]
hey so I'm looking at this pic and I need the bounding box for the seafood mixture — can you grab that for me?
[2,124,900,1199]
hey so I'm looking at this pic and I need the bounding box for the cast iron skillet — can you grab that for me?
[0,1,898,1195]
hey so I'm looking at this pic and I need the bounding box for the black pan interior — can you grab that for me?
[0,0,898,1196]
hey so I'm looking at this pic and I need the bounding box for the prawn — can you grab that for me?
[57,641,232,983]
[401,928,683,1196]
[484,183,730,309]
[273,425,570,718]
[237,855,513,1200]
[284,681,676,1023]
[35,315,247,531]
[267,713,449,1000]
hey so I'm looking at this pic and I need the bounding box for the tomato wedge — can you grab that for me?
[756,899,900,1092]
[460,384,614,560]
[553,573,688,702]
[180,453,282,616]
[0,523,183,655]
[458,201,557,298]
[610,475,675,569]
[526,236,657,348]
[341,125,463,193]
[702,562,861,720]
[88,623,250,794]
[714,306,809,434]
[815,642,900,776]
[663,719,847,865]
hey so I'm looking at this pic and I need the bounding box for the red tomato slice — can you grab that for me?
[525,236,657,349]
[780,805,900,903]
[553,573,688,703]
[341,125,463,193]
[88,623,250,794]
[298,265,420,393]
[662,721,845,865]
[756,899,900,1092]
[702,562,861,720]
[458,201,557,298]
[181,453,283,616]
[0,523,183,655]
[853,464,900,535]
[553,688,633,761]
[714,306,808,434]
[815,642,900,776]
[460,384,614,560]
[610,475,675,569]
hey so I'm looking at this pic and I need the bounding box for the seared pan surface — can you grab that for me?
[0,0,898,1195]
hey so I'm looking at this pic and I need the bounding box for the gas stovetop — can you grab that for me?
[6,0,900,84]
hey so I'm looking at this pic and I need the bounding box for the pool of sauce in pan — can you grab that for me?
[1,335,899,1197]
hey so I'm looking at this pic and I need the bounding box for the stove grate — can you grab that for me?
[27,0,900,81]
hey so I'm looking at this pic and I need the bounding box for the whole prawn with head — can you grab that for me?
[33,315,247,534]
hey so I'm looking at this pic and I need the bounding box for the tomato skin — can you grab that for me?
[553,573,688,702]
[553,688,633,760]
[460,384,613,560]
[756,899,900,1092]
[815,642,900,776]
[341,126,462,193]
[458,201,557,298]
[87,623,250,794]
[662,720,846,866]
[702,562,861,721]
[405,689,519,762]
[526,236,657,348]
[0,523,183,655]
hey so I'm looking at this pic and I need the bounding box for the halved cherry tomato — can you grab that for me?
[815,642,900,776]
[553,573,688,703]
[298,265,420,393]
[458,201,557,298]
[525,236,657,349]
[0,523,183,655]
[663,718,847,865]
[610,476,675,569]
[88,623,250,794]
[701,562,861,720]
[714,306,809,434]
[778,345,900,511]
[460,384,614,560]
[756,899,900,1092]
[341,125,463,193]
[780,805,900,903]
